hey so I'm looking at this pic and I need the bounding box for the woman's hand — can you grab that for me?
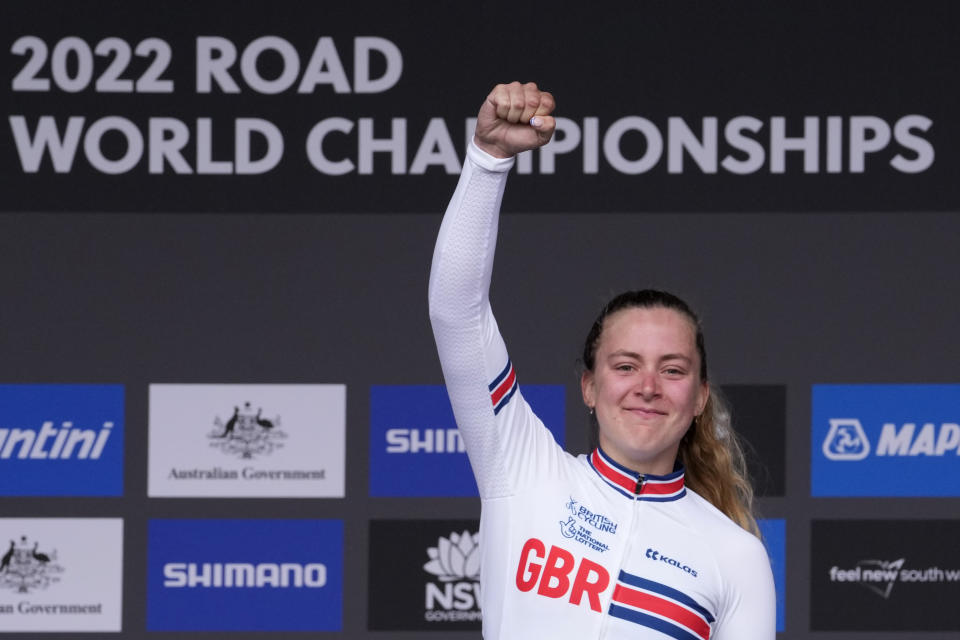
[474,81,556,158]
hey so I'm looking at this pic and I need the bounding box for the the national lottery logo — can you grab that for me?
[422,531,481,622]
[558,497,614,553]
[0,535,65,594]
[822,419,871,460]
[208,401,286,459]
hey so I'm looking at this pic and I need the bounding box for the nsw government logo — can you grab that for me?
[368,519,481,631]
[423,530,482,623]
[148,384,345,497]
[812,385,960,496]
[0,385,124,496]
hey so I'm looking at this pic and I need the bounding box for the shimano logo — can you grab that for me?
[386,428,466,453]
[645,548,698,578]
[824,419,960,460]
[163,562,326,588]
[0,421,114,460]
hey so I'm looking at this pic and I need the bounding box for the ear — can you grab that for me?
[696,381,710,416]
[580,370,596,410]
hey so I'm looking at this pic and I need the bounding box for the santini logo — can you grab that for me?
[163,562,326,588]
[0,422,114,460]
[824,419,960,460]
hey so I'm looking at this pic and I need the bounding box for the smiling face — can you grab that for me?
[580,306,709,476]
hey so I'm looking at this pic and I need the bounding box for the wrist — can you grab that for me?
[472,134,513,159]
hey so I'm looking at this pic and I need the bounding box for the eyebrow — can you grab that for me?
[606,350,693,364]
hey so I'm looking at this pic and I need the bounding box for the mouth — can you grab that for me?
[624,407,667,417]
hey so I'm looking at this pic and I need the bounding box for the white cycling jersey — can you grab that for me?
[428,142,776,640]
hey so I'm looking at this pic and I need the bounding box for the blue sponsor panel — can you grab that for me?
[0,384,124,496]
[812,385,960,496]
[758,518,786,633]
[147,519,343,631]
[370,385,565,496]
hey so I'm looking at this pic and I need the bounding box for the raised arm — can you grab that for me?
[428,83,555,498]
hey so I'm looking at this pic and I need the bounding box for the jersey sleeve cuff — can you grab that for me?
[468,139,517,173]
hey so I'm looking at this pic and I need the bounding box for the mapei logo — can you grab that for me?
[0,535,64,594]
[0,385,124,496]
[208,401,287,459]
[423,530,482,622]
[812,385,960,496]
[822,419,871,460]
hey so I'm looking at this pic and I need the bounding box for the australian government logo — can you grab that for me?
[167,401,322,482]
[0,535,101,617]
[559,497,617,553]
[829,558,960,599]
[149,384,345,498]
[423,530,482,623]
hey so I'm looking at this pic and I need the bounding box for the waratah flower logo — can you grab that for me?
[423,530,481,581]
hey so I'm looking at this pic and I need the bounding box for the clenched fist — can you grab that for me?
[474,82,556,158]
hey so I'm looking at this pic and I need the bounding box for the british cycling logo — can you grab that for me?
[822,419,870,460]
[559,497,616,553]
[0,536,64,594]
[422,530,481,622]
[208,401,286,459]
[829,558,960,599]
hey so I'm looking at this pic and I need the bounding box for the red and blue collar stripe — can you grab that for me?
[609,571,715,640]
[589,448,686,501]
[489,359,519,415]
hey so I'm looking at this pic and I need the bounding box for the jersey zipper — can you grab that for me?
[597,476,646,639]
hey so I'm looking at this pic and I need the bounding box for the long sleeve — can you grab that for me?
[428,142,564,500]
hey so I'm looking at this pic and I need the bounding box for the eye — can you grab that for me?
[614,363,635,372]
[662,366,687,377]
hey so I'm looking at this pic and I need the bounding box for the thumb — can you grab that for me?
[529,115,556,145]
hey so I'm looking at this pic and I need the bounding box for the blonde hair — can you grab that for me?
[678,387,759,537]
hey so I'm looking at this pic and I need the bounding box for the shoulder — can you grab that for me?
[683,488,770,566]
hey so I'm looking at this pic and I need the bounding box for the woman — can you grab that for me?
[429,82,775,639]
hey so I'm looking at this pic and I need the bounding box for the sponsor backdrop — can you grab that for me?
[1,1,958,638]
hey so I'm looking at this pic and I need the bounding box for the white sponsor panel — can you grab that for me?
[0,518,122,632]
[148,384,345,497]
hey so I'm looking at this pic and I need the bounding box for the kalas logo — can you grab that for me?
[209,401,286,459]
[823,418,960,461]
[423,530,482,622]
[0,535,64,594]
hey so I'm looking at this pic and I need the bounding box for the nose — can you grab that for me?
[634,370,660,399]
